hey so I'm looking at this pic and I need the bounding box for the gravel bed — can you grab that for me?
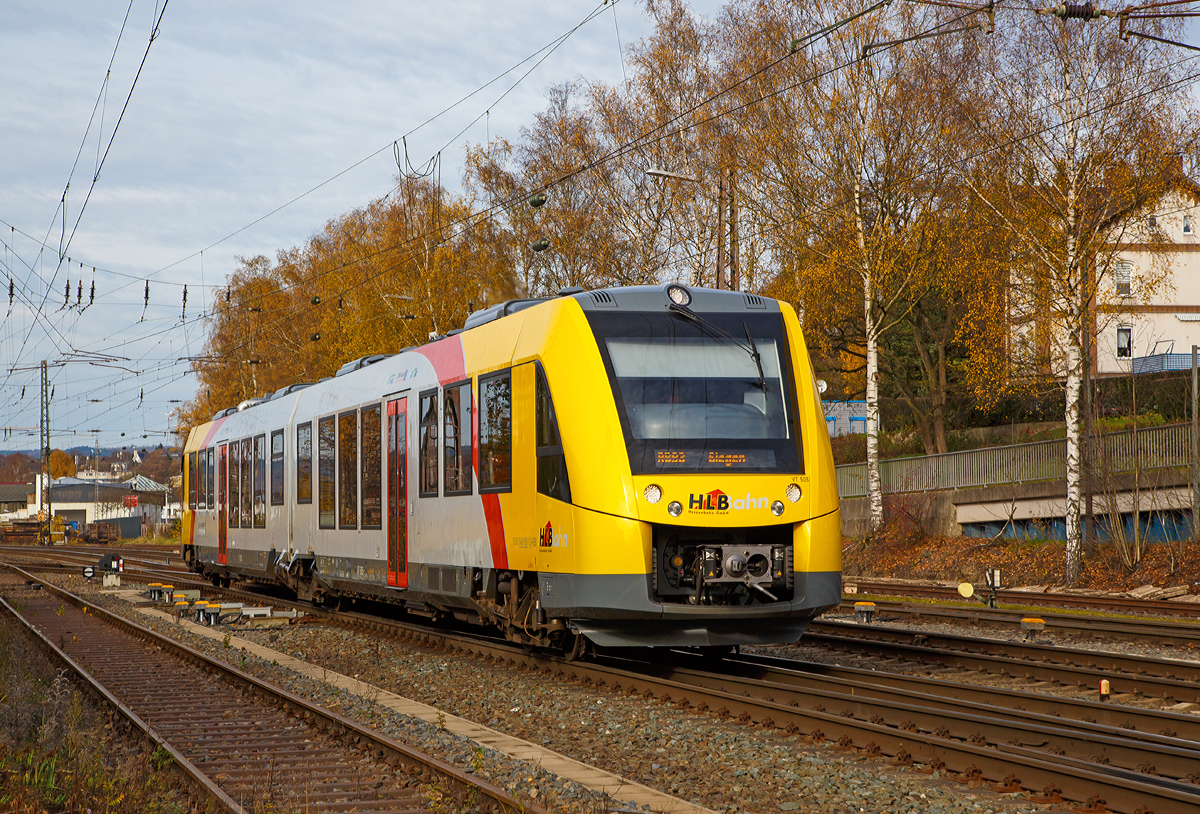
[28,577,1073,814]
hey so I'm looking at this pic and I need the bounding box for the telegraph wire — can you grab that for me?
[5,2,1197,445]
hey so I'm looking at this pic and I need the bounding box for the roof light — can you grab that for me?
[666,284,692,306]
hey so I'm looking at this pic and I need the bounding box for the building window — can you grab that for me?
[1115,261,1132,297]
[338,411,358,529]
[479,370,512,492]
[270,430,284,506]
[318,416,336,529]
[296,422,312,504]
[419,390,439,497]
[1117,326,1133,358]
[229,442,241,527]
[535,364,571,504]
[443,381,473,496]
[1185,214,1194,235]
[253,434,266,528]
[361,405,382,529]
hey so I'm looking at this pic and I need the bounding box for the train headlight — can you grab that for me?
[643,484,663,504]
[786,484,802,503]
[771,500,785,516]
[667,501,683,517]
[666,284,692,306]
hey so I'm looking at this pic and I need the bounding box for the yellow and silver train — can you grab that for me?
[180,284,841,649]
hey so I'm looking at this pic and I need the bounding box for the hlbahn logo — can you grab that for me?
[539,521,567,549]
[688,489,769,513]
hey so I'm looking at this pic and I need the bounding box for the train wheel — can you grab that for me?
[565,633,589,662]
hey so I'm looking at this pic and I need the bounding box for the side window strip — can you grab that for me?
[535,363,571,504]
[419,389,439,497]
[479,369,512,493]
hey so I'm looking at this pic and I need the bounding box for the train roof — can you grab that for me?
[205,284,783,422]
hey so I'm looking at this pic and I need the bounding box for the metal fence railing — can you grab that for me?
[835,422,1194,498]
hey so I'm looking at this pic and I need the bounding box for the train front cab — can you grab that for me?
[504,286,841,648]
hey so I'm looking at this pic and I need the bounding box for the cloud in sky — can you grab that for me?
[1,0,711,448]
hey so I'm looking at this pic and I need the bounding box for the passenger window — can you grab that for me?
[229,442,241,527]
[318,417,336,528]
[253,434,266,528]
[443,381,472,495]
[198,451,206,510]
[479,370,512,492]
[296,422,312,504]
[338,411,358,529]
[419,390,438,496]
[535,365,571,503]
[361,405,382,528]
[207,448,215,509]
[188,452,197,510]
[239,438,252,528]
[270,430,284,506]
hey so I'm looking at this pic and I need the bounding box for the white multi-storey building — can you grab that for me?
[1096,175,1200,376]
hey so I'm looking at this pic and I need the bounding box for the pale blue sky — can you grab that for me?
[0,0,1194,451]
[1,0,716,450]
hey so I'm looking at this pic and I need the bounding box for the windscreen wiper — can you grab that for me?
[667,302,766,390]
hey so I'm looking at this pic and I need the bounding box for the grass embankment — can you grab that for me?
[843,534,1200,593]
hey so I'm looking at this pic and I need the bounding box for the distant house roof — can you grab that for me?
[123,474,167,492]
[53,476,107,486]
[0,483,32,503]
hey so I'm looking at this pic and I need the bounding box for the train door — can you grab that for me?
[507,363,537,572]
[218,444,228,566]
[386,397,408,588]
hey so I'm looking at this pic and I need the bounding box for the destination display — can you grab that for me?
[654,449,777,469]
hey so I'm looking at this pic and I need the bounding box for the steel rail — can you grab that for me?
[636,652,1200,781]
[734,651,1200,743]
[849,579,1200,619]
[234,597,1200,813]
[807,622,1200,702]
[14,556,1200,810]
[0,564,546,814]
[836,598,1200,647]
[402,624,1200,813]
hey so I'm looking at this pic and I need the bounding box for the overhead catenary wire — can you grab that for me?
[4,0,1195,449]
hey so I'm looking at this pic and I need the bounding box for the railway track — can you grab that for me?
[0,565,544,814]
[299,607,1200,813]
[58,572,1200,813]
[834,598,1200,647]
[12,548,1200,811]
[807,620,1200,703]
[849,578,1200,619]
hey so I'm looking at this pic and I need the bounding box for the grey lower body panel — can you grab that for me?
[542,570,841,647]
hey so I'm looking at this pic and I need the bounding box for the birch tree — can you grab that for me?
[959,14,1188,582]
[734,0,978,531]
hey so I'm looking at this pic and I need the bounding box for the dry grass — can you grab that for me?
[843,533,1200,592]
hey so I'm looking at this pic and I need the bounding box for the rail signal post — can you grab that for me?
[39,360,51,545]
